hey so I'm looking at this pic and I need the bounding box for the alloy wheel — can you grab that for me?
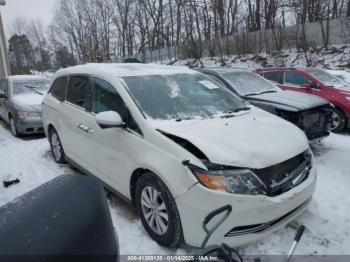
[51,132,62,161]
[140,186,169,235]
[331,111,341,130]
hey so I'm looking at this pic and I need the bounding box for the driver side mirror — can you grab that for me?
[301,83,312,90]
[0,93,8,99]
[302,82,319,89]
[95,111,125,129]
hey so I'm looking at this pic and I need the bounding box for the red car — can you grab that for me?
[256,68,350,132]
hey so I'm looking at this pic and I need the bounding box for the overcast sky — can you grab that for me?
[1,0,57,38]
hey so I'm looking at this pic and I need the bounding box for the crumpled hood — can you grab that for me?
[246,90,328,112]
[151,108,308,169]
[12,94,44,112]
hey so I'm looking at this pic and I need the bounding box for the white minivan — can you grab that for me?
[42,64,316,248]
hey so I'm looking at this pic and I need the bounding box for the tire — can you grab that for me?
[9,116,20,137]
[49,127,67,164]
[331,107,347,133]
[135,173,183,247]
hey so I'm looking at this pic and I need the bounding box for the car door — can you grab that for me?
[75,77,144,196]
[59,75,93,166]
[282,71,315,93]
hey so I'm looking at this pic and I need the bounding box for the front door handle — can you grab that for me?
[76,123,94,133]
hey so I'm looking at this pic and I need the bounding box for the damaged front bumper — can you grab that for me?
[277,106,332,141]
[176,166,316,248]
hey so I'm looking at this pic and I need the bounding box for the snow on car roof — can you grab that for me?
[206,67,250,73]
[54,63,197,79]
[7,75,49,81]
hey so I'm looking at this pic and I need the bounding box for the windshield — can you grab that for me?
[12,79,51,96]
[123,73,245,120]
[307,69,348,87]
[334,74,350,84]
[221,71,278,96]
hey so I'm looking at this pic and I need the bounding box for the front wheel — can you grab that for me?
[331,107,347,133]
[49,127,67,164]
[135,173,183,247]
[9,116,20,137]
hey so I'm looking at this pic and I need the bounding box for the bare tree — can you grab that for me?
[8,0,350,69]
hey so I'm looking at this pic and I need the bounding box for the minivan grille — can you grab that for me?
[253,150,312,197]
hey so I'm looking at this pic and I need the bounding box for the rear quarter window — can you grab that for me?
[2,80,9,96]
[0,80,4,94]
[50,76,68,101]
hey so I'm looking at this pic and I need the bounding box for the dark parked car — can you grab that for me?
[199,68,333,141]
[256,67,350,132]
[0,174,119,262]
[0,75,50,137]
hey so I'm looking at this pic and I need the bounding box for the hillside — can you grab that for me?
[165,45,350,71]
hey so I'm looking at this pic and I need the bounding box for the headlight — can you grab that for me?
[346,96,350,103]
[16,111,41,119]
[188,165,267,195]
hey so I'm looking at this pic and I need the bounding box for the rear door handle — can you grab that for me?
[76,123,94,133]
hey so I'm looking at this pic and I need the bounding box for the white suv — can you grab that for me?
[42,64,316,248]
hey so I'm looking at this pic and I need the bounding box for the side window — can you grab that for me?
[263,71,280,83]
[67,76,91,110]
[50,76,68,101]
[284,71,310,86]
[92,78,127,117]
[92,78,141,134]
[2,80,9,96]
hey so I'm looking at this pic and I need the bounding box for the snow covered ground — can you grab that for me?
[0,119,350,256]
[162,45,350,72]
[328,70,350,84]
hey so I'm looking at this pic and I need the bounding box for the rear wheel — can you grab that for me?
[331,107,347,133]
[49,127,67,164]
[135,173,183,247]
[9,116,20,137]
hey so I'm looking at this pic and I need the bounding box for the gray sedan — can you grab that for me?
[0,75,50,137]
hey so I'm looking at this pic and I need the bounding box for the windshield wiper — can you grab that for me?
[24,85,44,95]
[222,107,251,116]
[246,90,276,96]
[175,117,195,122]
[245,92,260,96]
[259,90,277,94]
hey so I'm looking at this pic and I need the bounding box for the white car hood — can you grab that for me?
[12,94,44,112]
[151,108,308,169]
